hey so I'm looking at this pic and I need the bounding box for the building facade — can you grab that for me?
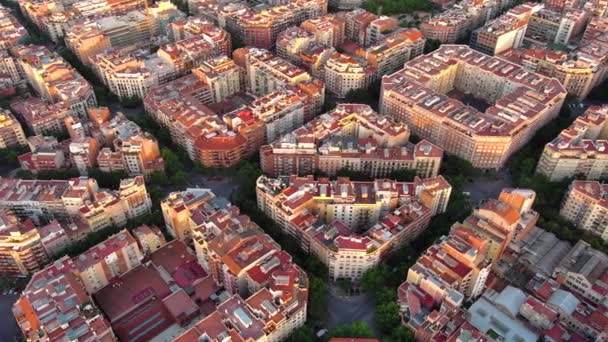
[380,45,567,169]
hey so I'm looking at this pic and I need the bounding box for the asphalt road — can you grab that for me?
[325,285,379,336]
[0,295,19,342]
[462,169,513,205]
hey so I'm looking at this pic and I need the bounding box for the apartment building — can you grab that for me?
[536,106,608,181]
[69,137,100,175]
[261,103,444,178]
[161,187,309,333]
[0,177,99,224]
[420,0,498,43]
[560,180,608,241]
[176,285,307,342]
[169,17,231,54]
[470,3,541,56]
[226,88,310,144]
[18,0,147,41]
[11,45,97,117]
[132,224,166,254]
[356,28,425,77]
[223,0,327,49]
[157,33,232,76]
[553,240,608,306]
[192,55,243,104]
[300,14,345,48]
[381,45,567,169]
[64,10,153,65]
[525,8,588,46]
[324,52,375,98]
[73,230,142,293]
[338,9,372,43]
[406,233,491,304]
[64,23,113,66]
[87,109,165,176]
[399,188,540,331]
[501,48,606,99]
[0,49,23,92]
[18,136,69,173]
[92,47,171,100]
[161,188,215,240]
[234,47,313,96]
[0,109,26,148]
[364,16,401,47]
[0,4,29,49]
[79,176,152,232]
[12,257,116,341]
[276,26,317,64]
[10,97,70,136]
[0,212,49,276]
[145,64,322,168]
[144,74,239,163]
[257,175,452,280]
[163,189,309,340]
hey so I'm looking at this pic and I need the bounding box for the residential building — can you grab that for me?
[525,8,588,46]
[261,103,443,178]
[192,55,243,104]
[0,108,26,148]
[470,3,540,56]
[11,45,97,117]
[132,224,166,254]
[560,180,608,241]
[323,52,375,98]
[0,211,49,276]
[364,16,400,47]
[0,177,98,224]
[18,136,69,173]
[12,257,116,342]
[144,68,323,168]
[164,188,309,340]
[157,33,233,76]
[10,97,70,135]
[169,16,232,55]
[223,0,328,49]
[406,233,491,302]
[559,180,608,240]
[553,240,608,307]
[500,47,607,99]
[234,47,313,96]
[536,106,608,181]
[256,174,452,280]
[64,10,154,65]
[73,230,143,293]
[161,188,215,241]
[356,29,425,77]
[340,9,378,46]
[19,0,147,42]
[226,88,311,144]
[420,0,502,43]
[300,14,345,48]
[92,109,165,176]
[276,26,317,64]
[0,4,28,49]
[91,47,171,100]
[69,137,100,175]
[78,176,153,232]
[0,49,23,93]
[399,188,541,332]
[381,45,567,169]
